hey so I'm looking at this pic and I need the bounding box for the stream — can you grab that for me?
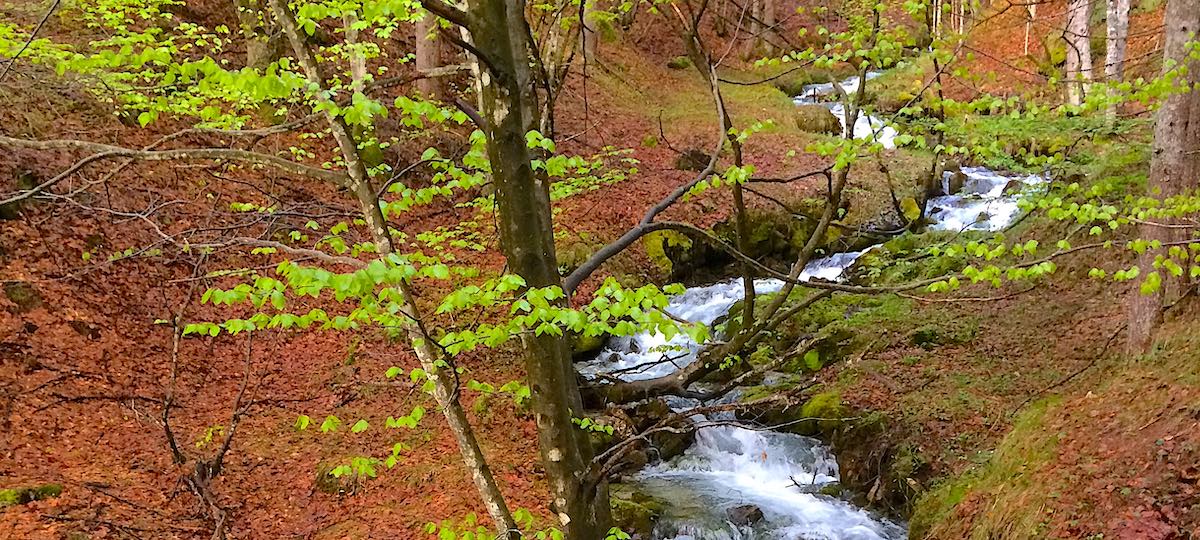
[581,74,1044,539]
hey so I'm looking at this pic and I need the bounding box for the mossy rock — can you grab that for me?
[4,281,43,314]
[0,484,63,507]
[794,104,841,135]
[610,483,667,538]
[796,391,850,436]
[571,332,609,359]
[666,56,692,70]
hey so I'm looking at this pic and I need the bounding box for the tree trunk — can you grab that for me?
[267,1,520,536]
[1127,0,1200,353]
[466,0,610,536]
[582,0,599,62]
[1105,0,1131,121]
[761,0,776,55]
[233,0,272,69]
[1065,0,1093,105]
[416,15,445,99]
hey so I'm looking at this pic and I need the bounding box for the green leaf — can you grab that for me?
[351,419,369,433]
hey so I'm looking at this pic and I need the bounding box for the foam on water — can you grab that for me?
[927,166,1043,232]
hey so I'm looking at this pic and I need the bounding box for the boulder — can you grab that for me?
[1002,179,1024,195]
[726,504,764,526]
[795,105,841,135]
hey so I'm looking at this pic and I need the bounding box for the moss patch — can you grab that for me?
[0,484,63,507]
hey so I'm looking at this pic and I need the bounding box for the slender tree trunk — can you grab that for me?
[466,0,610,536]
[1024,3,1036,55]
[1105,0,1131,121]
[1127,0,1200,353]
[416,15,445,99]
[1065,0,1093,105]
[267,1,520,536]
[344,11,367,91]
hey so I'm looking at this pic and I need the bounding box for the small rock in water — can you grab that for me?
[1002,179,1024,195]
[947,170,967,195]
[726,504,764,526]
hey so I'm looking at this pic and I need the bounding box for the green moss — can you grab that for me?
[643,230,692,275]
[797,391,849,435]
[909,398,1061,539]
[0,484,63,507]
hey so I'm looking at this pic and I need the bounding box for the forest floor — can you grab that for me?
[1,1,1193,540]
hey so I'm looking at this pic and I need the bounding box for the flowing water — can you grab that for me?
[582,75,1044,539]
[793,72,897,149]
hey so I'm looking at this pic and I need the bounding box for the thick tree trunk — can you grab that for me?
[233,0,272,69]
[1127,0,1200,353]
[1065,0,1094,105]
[466,0,610,536]
[1104,0,1131,121]
[267,1,520,536]
[582,0,599,61]
[760,0,776,54]
[416,15,445,99]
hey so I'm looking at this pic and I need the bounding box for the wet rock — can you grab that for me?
[818,482,844,497]
[726,504,764,525]
[570,331,608,359]
[946,171,967,195]
[795,104,841,135]
[1002,179,1024,195]
[631,399,696,462]
[610,483,667,538]
[4,281,43,314]
[674,148,711,171]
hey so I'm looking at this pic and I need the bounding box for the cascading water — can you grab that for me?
[583,74,1045,540]
[794,72,897,149]
[927,167,1043,232]
[584,277,906,540]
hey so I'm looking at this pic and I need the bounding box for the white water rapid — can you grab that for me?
[583,277,906,540]
[581,73,1046,540]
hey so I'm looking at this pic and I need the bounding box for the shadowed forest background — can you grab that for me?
[0,0,1198,538]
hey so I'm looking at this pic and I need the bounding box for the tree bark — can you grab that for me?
[267,1,520,536]
[1127,0,1200,353]
[233,0,272,69]
[582,0,599,61]
[416,14,445,99]
[1065,0,1094,105]
[1104,0,1131,121]
[465,0,611,536]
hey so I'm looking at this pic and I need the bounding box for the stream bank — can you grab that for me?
[582,73,1050,539]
